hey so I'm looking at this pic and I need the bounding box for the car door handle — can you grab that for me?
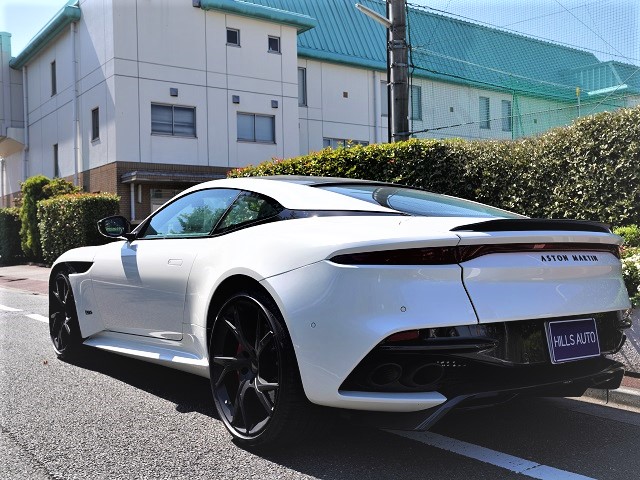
[168,259,183,266]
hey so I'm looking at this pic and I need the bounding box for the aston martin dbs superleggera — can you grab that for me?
[49,176,631,446]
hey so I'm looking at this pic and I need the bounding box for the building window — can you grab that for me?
[323,138,369,149]
[479,96,490,129]
[380,80,388,117]
[53,144,59,177]
[237,113,275,143]
[410,85,422,121]
[51,61,57,96]
[151,104,196,137]
[298,67,307,107]
[268,36,281,53]
[501,99,512,132]
[227,28,240,46]
[91,107,100,141]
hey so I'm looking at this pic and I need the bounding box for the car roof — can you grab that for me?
[256,175,398,187]
[177,176,399,213]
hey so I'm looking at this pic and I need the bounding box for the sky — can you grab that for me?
[1,0,638,66]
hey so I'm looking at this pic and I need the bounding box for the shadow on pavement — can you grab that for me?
[66,347,217,418]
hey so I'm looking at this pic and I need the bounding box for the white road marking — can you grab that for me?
[389,431,595,480]
[0,304,22,312]
[25,313,48,323]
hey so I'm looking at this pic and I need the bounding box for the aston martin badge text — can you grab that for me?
[540,254,599,262]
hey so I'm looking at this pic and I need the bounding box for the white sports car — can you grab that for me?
[49,176,631,446]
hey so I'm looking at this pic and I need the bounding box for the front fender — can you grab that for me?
[50,245,111,338]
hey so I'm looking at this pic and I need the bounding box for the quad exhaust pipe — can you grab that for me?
[368,362,444,388]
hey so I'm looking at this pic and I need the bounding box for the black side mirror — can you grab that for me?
[97,216,135,241]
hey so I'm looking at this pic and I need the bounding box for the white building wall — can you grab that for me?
[1,0,305,199]
[0,32,24,131]
[110,1,299,168]
[410,80,516,140]
[2,150,22,201]
[299,59,383,152]
[297,60,528,152]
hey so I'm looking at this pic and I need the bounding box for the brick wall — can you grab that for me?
[2,162,231,220]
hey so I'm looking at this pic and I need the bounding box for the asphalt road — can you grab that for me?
[3,287,640,480]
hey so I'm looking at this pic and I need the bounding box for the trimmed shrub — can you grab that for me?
[230,105,640,226]
[614,225,640,248]
[38,193,120,265]
[19,175,50,260]
[42,177,82,198]
[621,248,640,306]
[0,207,22,265]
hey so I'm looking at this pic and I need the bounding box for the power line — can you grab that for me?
[553,0,626,59]
[407,2,640,64]
[500,0,608,28]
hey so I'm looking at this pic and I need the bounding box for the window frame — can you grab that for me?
[322,137,369,149]
[51,60,57,96]
[479,96,491,129]
[151,103,197,138]
[268,36,281,54]
[135,188,283,240]
[501,99,513,132]
[53,143,59,178]
[410,85,422,121]
[226,28,240,46]
[214,191,284,235]
[380,80,389,117]
[237,113,276,144]
[298,67,307,107]
[91,107,100,141]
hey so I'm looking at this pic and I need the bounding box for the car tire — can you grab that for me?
[209,289,314,447]
[49,266,84,360]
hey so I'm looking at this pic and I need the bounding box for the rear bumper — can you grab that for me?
[341,357,625,431]
[340,311,629,395]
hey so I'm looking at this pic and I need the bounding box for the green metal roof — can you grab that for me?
[199,0,316,33]
[245,0,639,101]
[10,0,638,101]
[10,0,314,71]
[9,1,80,69]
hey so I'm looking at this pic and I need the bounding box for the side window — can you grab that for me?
[140,189,239,239]
[215,193,282,233]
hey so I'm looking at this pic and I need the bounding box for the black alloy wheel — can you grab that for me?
[49,267,82,359]
[209,290,310,447]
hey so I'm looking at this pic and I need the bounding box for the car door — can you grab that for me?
[90,188,240,340]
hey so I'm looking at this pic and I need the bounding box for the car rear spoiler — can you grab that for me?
[451,218,611,234]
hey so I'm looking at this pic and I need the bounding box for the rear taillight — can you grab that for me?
[458,242,621,262]
[330,247,459,265]
[330,242,620,265]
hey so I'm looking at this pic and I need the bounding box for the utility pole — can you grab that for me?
[389,0,410,142]
[356,1,410,142]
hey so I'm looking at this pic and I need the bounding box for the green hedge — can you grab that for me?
[38,193,120,265]
[614,225,640,247]
[230,106,640,226]
[19,175,50,260]
[0,207,22,265]
[621,248,640,306]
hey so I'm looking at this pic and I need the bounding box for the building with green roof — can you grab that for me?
[1,0,638,217]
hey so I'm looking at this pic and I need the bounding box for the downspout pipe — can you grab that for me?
[1,158,5,207]
[1,34,10,138]
[130,183,136,222]
[373,71,379,143]
[22,66,28,181]
[71,22,79,186]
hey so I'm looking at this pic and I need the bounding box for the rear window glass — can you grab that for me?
[318,185,523,218]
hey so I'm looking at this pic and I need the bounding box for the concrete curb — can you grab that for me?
[583,386,640,410]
